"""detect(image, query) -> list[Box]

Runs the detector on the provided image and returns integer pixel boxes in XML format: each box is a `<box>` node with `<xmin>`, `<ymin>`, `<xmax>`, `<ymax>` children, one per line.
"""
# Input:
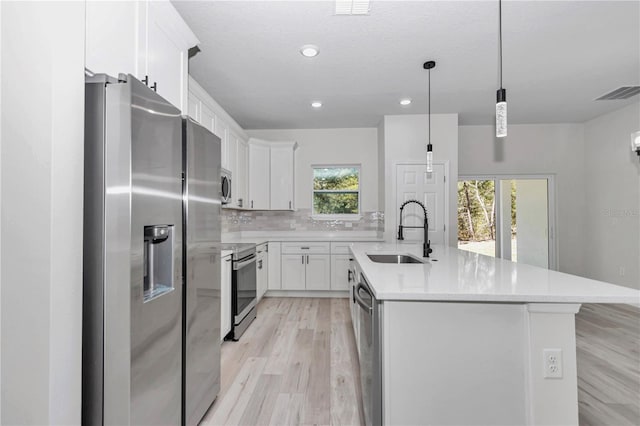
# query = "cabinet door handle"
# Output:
<box><xmin>258</xmin><ymin>260</ymin><xmax>262</xmax><ymax>269</ymax></box>
<box><xmin>251</xmin><ymin>200</ymin><xmax>254</xmax><ymax>208</ymax></box>
<box><xmin>301</xmin><ymin>247</ymin><xmax>309</xmax><ymax>250</ymax></box>
<box><xmin>301</xmin><ymin>255</ymin><xmax>304</xmax><ymax>264</ymax></box>
<box><xmin>289</xmin><ymin>201</ymin><xmax>292</xmax><ymax>209</ymax></box>
<box><xmin>142</xmin><ymin>75</ymin><xmax>149</xmax><ymax>86</ymax></box>
<box><xmin>151</xmin><ymin>82</ymin><xmax>157</xmax><ymax>92</ymax></box>
<box><xmin>306</xmin><ymin>255</ymin><xmax>309</xmax><ymax>264</ymax></box>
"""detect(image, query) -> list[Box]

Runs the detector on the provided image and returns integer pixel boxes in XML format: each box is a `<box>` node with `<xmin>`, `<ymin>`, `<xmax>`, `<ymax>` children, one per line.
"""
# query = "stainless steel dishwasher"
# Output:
<box><xmin>355</xmin><ymin>274</ymin><xmax>383</xmax><ymax>426</ymax></box>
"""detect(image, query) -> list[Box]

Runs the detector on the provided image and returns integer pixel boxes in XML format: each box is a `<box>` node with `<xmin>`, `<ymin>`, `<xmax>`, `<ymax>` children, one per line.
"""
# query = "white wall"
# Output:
<box><xmin>459</xmin><ymin>124</ymin><xmax>585</xmax><ymax>276</ymax></box>
<box><xmin>583</xmin><ymin>103</ymin><xmax>640</xmax><ymax>290</ymax></box>
<box><xmin>246</xmin><ymin>128</ymin><xmax>379</xmax><ymax>212</ymax></box>
<box><xmin>382</xmin><ymin>114</ymin><xmax>459</xmax><ymax>245</ymax></box>
<box><xmin>1</xmin><ymin>2</ymin><xmax>84</xmax><ymax>424</ymax></box>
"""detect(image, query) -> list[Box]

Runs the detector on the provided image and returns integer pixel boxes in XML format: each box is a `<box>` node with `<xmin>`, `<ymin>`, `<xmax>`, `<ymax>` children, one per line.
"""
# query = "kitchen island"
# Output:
<box><xmin>348</xmin><ymin>242</ymin><xmax>640</xmax><ymax>426</ymax></box>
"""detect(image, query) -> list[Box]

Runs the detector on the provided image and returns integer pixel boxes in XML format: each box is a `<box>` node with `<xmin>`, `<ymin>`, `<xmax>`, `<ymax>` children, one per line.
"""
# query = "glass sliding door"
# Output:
<box><xmin>458</xmin><ymin>176</ymin><xmax>555</xmax><ymax>270</ymax></box>
<box><xmin>457</xmin><ymin>179</ymin><xmax>497</xmax><ymax>257</ymax></box>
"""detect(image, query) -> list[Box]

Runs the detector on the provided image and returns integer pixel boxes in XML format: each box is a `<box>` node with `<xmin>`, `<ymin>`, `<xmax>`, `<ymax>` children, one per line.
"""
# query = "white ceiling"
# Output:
<box><xmin>173</xmin><ymin>1</ymin><xmax>640</xmax><ymax>129</ymax></box>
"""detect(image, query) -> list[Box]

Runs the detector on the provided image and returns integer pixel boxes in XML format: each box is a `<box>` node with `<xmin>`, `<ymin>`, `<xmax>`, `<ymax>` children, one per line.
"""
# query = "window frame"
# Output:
<box><xmin>311</xmin><ymin>164</ymin><xmax>362</xmax><ymax>220</ymax></box>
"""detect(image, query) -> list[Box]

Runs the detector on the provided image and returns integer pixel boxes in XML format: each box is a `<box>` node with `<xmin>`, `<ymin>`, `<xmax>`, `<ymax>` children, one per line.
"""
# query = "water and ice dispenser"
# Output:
<box><xmin>143</xmin><ymin>225</ymin><xmax>175</xmax><ymax>302</ymax></box>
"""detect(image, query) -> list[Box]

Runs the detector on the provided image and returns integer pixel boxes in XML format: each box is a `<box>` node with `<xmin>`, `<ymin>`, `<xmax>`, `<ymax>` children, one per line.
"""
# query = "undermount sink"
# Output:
<box><xmin>367</xmin><ymin>254</ymin><xmax>424</xmax><ymax>264</ymax></box>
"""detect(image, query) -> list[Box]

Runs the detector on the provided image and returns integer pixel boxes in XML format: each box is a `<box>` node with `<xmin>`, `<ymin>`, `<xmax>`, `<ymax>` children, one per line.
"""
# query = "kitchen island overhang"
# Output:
<box><xmin>348</xmin><ymin>242</ymin><xmax>640</xmax><ymax>426</ymax></box>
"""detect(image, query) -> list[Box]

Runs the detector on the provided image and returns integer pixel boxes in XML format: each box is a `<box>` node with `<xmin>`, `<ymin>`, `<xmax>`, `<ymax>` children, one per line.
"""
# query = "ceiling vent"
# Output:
<box><xmin>595</xmin><ymin>86</ymin><xmax>640</xmax><ymax>100</ymax></box>
<box><xmin>335</xmin><ymin>0</ymin><xmax>370</xmax><ymax>15</ymax></box>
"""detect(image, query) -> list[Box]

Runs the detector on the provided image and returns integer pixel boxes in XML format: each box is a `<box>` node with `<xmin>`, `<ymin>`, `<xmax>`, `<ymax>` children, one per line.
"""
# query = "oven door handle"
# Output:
<box><xmin>233</xmin><ymin>254</ymin><xmax>257</xmax><ymax>270</ymax></box>
<box><xmin>354</xmin><ymin>282</ymin><xmax>373</xmax><ymax>314</ymax></box>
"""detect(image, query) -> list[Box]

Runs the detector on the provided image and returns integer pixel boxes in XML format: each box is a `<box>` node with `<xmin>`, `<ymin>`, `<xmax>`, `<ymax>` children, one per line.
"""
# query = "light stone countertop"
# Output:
<box><xmin>351</xmin><ymin>242</ymin><xmax>640</xmax><ymax>303</ymax></box>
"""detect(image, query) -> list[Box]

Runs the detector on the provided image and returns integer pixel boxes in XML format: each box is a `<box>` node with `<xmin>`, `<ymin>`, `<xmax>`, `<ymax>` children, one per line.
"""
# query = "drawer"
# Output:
<box><xmin>281</xmin><ymin>241</ymin><xmax>330</xmax><ymax>254</ymax></box>
<box><xmin>330</xmin><ymin>242</ymin><xmax>354</xmax><ymax>255</ymax></box>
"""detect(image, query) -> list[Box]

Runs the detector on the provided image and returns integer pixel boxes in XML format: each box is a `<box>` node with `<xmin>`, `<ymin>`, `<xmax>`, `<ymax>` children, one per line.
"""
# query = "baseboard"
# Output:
<box><xmin>265</xmin><ymin>290</ymin><xmax>349</xmax><ymax>299</ymax></box>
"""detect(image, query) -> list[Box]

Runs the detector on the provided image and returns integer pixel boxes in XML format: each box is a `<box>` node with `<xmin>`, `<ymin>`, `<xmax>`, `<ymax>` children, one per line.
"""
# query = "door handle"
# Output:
<box><xmin>306</xmin><ymin>255</ymin><xmax>309</xmax><ymax>264</ymax></box>
<box><xmin>251</xmin><ymin>200</ymin><xmax>254</xmax><ymax>208</ymax></box>
<box><xmin>289</xmin><ymin>201</ymin><xmax>292</xmax><ymax>209</ymax></box>
<box><xmin>301</xmin><ymin>255</ymin><xmax>304</xmax><ymax>265</ymax></box>
<box><xmin>151</xmin><ymin>82</ymin><xmax>157</xmax><ymax>92</ymax></box>
<box><xmin>354</xmin><ymin>283</ymin><xmax>373</xmax><ymax>314</ymax></box>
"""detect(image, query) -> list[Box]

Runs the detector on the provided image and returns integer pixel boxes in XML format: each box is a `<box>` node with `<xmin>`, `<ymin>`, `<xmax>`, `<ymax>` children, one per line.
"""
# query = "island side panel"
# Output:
<box><xmin>525</xmin><ymin>304</ymin><xmax>580</xmax><ymax>426</ymax></box>
<box><xmin>382</xmin><ymin>301</ymin><xmax>528</xmax><ymax>426</ymax></box>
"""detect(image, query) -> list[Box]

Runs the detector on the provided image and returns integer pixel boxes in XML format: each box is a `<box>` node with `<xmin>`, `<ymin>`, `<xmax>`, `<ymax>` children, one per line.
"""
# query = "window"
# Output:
<box><xmin>312</xmin><ymin>166</ymin><xmax>360</xmax><ymax>217</ymax></box>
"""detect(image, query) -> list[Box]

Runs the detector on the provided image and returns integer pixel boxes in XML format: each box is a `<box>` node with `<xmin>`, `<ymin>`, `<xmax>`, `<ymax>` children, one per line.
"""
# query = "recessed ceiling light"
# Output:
<box><xmin>400</xmin><ymin>98</ymin><xmax>412</xmax><ymax>106</ymax></box>
<box><xmin>300</xmin><ymin>45</ymin><xmax>319</xmax><ymax>58</ymax></box>
<box><xmin>311</xmin><ymin>101</ymin><xmax>322</xmax><ymax>108</ymax></box>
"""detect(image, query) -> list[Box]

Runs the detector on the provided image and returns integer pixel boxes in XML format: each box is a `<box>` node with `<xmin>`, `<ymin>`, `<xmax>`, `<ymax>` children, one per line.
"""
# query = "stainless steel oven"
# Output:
<box><xmin>355</xmin><ymin>274</ymin><xmax>383</xmax><ymax>426</ymax></box>
<box><xmin>227</xmin><ymin>245</ymin><xmax>257</xmax><ymax>340</ymax></box>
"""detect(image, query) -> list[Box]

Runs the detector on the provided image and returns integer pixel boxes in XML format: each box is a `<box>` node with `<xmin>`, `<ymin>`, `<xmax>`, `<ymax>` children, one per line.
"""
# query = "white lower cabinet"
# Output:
<box><xmin>256</xmin><ymin>243</ymin><xmax>268</xmax><ymax>301</ymax></box>
<box><xmin>331</xmin><ymin>254</ymin><xmax>352</xmax><ymax>291</ymax></box>
<box><xmin>280</xmin><ymin>242</ymin><xmax>331</xmax><ymax>290</ymax></box>
<box><xmin>305</xmin><ymin>255</ymin><xmax>331</xmax><ymax>290</ymax></box>
<box><xmin>221</xmin><ymin>254</ymin><xmax>232</xmax><ymax>341</ymax></box>
<box><xmin>281</xmin><ymin>255</ymin><xmax>307</xmax><ymax>290</ymax></box>
<box><xmin>268</xmin><ymin>242</ymin><xmax>282</xmax><ymax>290</ymax></box>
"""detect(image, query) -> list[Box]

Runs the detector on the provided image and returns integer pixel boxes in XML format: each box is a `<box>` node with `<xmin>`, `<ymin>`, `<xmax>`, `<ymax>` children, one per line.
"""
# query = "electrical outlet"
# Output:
<box><xmin>543</xmin><ymin>349</ymin><xmax>563</xmax><ymax>379</ymax></box>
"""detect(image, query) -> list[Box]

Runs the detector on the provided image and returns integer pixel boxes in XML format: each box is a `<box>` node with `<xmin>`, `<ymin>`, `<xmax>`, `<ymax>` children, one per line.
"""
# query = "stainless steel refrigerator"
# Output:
<box><xmin>182</xmin><ymin>118</ymin><xmax>222</xmax><ymax>425</ymax></box>
<box><xmin>83</xmin><ymin>73</ymin><xmax>183</xmax><ymax>425</ymax></box>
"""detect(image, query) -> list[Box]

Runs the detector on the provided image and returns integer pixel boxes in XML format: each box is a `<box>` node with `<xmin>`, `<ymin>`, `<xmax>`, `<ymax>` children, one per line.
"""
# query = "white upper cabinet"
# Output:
<box><xmin>86</xmin><ymin>1</ymin><xmax>139</xmax><ymax>79</ymax></box>
<box><xmin>236</xmin><ymin>138</ymin><xmax>249</xmax><ymax>209</ymax></box>
<box><xmin>200</xmin><ymin>103</ymin><xmax>216</xmax><ymax>134</ymax></box>
<box><xmin>248</xmin><ymin>139</ymin><xmax>271</xmax><ymax>210</ymax></box>
<box><xmin>143</xmin><ymin>1</ymin><xmax>198</xmax><ymax>112</ymax></box>
<box><xmin>270</xmin><ymin>142</ymin><xmax>298</xmax><ymax>211</ymax></box>
<box><xmin>86</xmin><ymin>0</ymin><xmax>198</xmax><ymax>113</ymax></box>
<box><xmin>187</xmin><ymin>91</ymin><xmax>200</xmax><ymax>121</ymax></box>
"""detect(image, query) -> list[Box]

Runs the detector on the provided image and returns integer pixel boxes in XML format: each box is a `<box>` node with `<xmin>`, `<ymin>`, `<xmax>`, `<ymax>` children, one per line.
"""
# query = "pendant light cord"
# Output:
<box><xmin>428</xmin><ymin>68</ymin><xmax>431</xmax><ymax>145</ymax></box>
<box><xmin>499</xmin><ymin>0</ymin><xmax>503</xmax><ymax>89</ymax></box>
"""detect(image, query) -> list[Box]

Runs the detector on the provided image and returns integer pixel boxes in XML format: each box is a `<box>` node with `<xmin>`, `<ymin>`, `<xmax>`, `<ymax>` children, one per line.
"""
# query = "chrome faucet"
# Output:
<box><xmin>397</xmin><ymin>199</ymin><xmax>432</xmax><ymax>257</ymax></box>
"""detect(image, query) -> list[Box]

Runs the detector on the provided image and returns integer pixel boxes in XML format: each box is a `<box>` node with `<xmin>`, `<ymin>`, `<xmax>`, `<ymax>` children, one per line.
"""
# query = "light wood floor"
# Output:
<box><xmin>576</xmin><ymin>304</ymin><xmax>640</xmax><ymax>426</ymax></box>
<box><xmin>202</xmin><ymin>299</ymin><xmax>639</xmax><ymax>426</ymax></box>
<box><xmin>201</xmin><ymin>297</ymin><xmax>364</xmax><ymax>426</ymax></box>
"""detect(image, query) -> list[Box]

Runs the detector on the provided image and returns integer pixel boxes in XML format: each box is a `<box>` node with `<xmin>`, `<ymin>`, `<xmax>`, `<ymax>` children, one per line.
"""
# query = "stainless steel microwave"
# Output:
<box><xmin>221</xmin><ymin>168</ymin><xmax>231</xmax><ymax>204</ymax></box>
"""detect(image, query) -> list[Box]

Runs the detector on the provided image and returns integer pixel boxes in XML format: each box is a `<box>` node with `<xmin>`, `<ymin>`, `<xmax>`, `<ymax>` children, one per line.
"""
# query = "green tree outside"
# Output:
<box><xmin>313</xmin><ymin>167</ymin><xmax>359</xmax><ymax>214</ymax></box>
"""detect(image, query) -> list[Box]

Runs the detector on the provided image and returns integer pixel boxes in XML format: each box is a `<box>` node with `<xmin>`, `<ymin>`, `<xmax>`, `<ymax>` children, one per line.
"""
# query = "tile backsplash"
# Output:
<box><xmin>222</xmin><ymin>208</ymin><xmax>384</xmax><ymax>234</ymax></box>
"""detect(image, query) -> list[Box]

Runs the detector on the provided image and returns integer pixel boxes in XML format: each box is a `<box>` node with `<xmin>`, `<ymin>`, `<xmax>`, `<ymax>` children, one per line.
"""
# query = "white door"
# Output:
<box><xmin>248</xmin><ymin>142</ymin><xmax>270</xmax><ymax>209</ymax></box>
<box><xmin>267</xmin><ymin>242</ymin><xmax>282</xmax><ymax>290</ymax></box>
<box><xmin>281</xmin><ymin>255</ymin><xmax>306</xmax><ymax>290</ymax></box>
<box><xmin>200</xmin><ymin>104</ymin><xmax>215</xmax><ymax>134</ymax></box>
<box><xmin>236</xmin><ymin>139</ymin><xmax>248</xmax><ymax>208</ymax></box>
<box><xmin>270</xmin><ymin>145</ymin><xmax>295</xmax><ymax>210</ymax></box>
<box><xmin>256</xmin><ymin>252</ymin><xmax>268</xmax><ymax>301</ymax></box>
<box><xmin>146</xmin><ymin>4</ymin><xmax>184</xmax><ymax>110</ymax></box>
<box><xmin>187</xmin><ymin>91</ymin><xmax>200</xmax><ymax>122</ymax></box>
<box><xmin>396</xmin><ymin>164</ymin><xmax>446</xmax><ymax>245</ymax></box>
<box><xmin>331</xmin><ymin>254</ymin><xmax>351</xmax><ymax>291</ymax></box>
<box><xmin>305</xmin><ymin>255</ymin><xmax>331</xmax><ymax>290</ymax></box>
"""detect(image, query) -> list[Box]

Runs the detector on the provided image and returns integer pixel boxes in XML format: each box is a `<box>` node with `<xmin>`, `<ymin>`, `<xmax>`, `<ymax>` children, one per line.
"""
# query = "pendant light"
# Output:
<box><xmin>424</xmin><ymin>60</ymin><xmax>436</xmax><ymax>172</ymax></box>
<box><xmin>496</xmin><ymin>0</ymin><xmax>507</xmax><ymax>138</ymax></box>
